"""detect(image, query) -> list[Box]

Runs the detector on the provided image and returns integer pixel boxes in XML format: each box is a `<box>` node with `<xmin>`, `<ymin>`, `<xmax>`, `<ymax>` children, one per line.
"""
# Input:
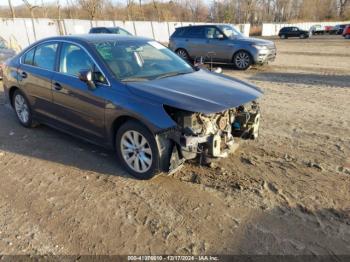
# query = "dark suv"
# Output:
<box><xmin>169</xmin><ymin>24</ymin><xmax>276</xmax><ymax>70</ymax></box>
<box><xmin>278</xmin><ymin>27</ymin><xmax>309</xmax><ymax>39</ymax></box>
<box><xmin>89</xmin><ymin>27</ymin><xmax>132</xmax><ymax>36</ymax></box>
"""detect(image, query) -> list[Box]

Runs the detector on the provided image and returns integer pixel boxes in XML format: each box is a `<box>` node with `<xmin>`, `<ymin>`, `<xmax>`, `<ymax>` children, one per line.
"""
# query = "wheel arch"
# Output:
<box><xmin>8</xmin><ymin>86</ymin><xmax>20</xmax><ymax>108</ymax></box>
<box><xmin>110</xmin><ymin>115</ymin><xmax>156</xmax><ymax>150</ymax></box>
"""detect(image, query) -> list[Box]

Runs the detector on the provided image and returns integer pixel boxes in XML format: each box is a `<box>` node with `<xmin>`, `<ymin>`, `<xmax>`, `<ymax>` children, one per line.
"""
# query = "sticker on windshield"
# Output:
<box><xmin>148</xmin><ymin>41</ymin><xmax>166</xmax><ymax>50</ymax></box>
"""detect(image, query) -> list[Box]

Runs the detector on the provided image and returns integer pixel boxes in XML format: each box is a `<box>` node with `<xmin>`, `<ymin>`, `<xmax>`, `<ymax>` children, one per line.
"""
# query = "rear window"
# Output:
<box><xmin>185</xmin><ymin>27</ymin><xmax>205</xmax><ymax>38</ymax></box>
<box><xmin>171</xmin><ymin>28</ymin><xmax>186</xmax><ymax>38</ymax></box>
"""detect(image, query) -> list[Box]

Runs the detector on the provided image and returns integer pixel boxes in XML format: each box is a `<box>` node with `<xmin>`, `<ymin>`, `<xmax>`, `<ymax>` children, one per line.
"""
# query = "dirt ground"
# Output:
<box><xmin>0</xmin><ymin>35</ymin><xmax>349</xmax><ymax>256</ymax></box>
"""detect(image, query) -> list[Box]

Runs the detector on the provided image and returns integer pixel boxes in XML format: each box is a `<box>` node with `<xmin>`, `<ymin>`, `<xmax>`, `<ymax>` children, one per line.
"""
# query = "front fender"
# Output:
<box><xmin>104</xmin><ymin>89</ymin><xmax>177</xmax><ymax>145</ymax></box>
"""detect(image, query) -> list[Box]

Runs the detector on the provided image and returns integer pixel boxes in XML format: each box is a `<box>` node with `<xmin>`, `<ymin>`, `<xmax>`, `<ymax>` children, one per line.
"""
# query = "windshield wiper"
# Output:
<box><xmin>154</xmin><ymin>71</ymin><xmax>192</xmax><ymax>80</ymax></box>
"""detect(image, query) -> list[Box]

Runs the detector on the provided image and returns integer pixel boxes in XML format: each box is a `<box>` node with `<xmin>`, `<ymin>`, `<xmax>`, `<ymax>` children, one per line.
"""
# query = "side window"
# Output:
<box><xmin>185</xmin><ymin>27</ymin><xmax>205</xmax><ymax>38</ymax></box>
<box><xmin>172</xmin><ymin>28</ymin><xmax>185</xmax><ymax>37</ymax></box>
<box><xmin>59</xmin><ymin>43</ymin><xmax>94</xmax><ymax>77</ymax></box>
<box><xmin>23</xmin><ymin>48</ymin><xmax>35</xmax><ymax>65</ymax></box>
<box><xmin>205</xmin><ymin>27</ymin><xmax>222</xmax><ymax>39</ymax></box>
<box><xmin>32</xmin><ymin>43</ymin><xmax>58</xmax><ymax>70</ymax></box>
<box><xmin>99</xmin><ymin>28</ymin><xmax>109</xmax><ymax>33</ymax></box>
<box><xmin>59</xmin><ymin>43</ymin><xmax>107</xmax><ymax>84</ymax></box>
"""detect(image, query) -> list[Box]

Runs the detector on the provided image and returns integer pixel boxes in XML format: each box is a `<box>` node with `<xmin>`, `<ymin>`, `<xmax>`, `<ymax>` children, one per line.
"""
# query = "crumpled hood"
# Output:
<box><xmin>126</xmin><ymin>70</ymin><xmax>263</xmax><ymax>114</ymax></box>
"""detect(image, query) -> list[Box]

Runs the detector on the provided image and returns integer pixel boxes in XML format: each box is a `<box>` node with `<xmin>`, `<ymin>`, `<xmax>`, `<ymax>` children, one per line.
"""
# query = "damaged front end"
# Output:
<box><xmin>160</xmin><ymin>102</ymin><xmax>261</xmax><ymax>170</ymax></box>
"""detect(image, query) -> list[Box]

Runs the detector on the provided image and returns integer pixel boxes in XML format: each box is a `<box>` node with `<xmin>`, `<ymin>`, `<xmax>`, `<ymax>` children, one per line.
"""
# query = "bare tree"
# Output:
<box><xmin>8</xmin><ymin>0</ymin><xmax>16</xmax><ymax>18</ymax></box>
<box><xmin>126</xmin><ymin>0</ymin><xmax>134</xmax><ymax>20</ymax></box>
<box><xmin>152</xmin><ymin>0</ymin><xmax>161</xmax><ymax>21</ymax></box>
<box><xmin>339</xmin><ymin>0</ymin><xmax>349</xmax><ymax>17</ymax></box>
<box><xmin>41</xmin><ymin>0</ymin><xmax>49</xmax><ymax>18</ymax></box>
<box><xmin>22</xmin><ymin>0</ymin><xmax>39</xmax><ymax>20</ymax></box>
<box><xmin>139</xmin><ymin>0</ymin><xmax>145</xmax><ymax>20</ymax></box>
<box><xmin>77</xmin><ymin>0</ymin><xmax>104</xmax><ymax>20</ymax></box>
<box><xmin>22</xmin><ymin>0</ymin><xmax>39</xmax><ymax>40</ymax></box>
<box><xmin>56</xmin><ymin>0</ymin><xmax>61</xmax><ymax>20</ymax></box>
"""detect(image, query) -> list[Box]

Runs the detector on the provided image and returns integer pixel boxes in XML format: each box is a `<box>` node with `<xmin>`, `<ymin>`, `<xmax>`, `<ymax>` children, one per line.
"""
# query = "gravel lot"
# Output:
<box><xmin>0</xmin><ymin>35</ymin><xmax>349</xmax><ymax>256</ymax></box>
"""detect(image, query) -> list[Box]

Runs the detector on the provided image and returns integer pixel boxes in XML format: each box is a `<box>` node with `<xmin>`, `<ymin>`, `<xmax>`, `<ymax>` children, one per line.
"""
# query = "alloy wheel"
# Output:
<box><xmin>235</xmin><ymin>52</ymin><xmax>251</xmax><ymax>70</ymax></box>
<box><xmin>120</xmin><ymin>130</ymin><xmax>153</xmax><ymax>173</ymax></box>
<box><xmin>14</xmin><ymin>94</ymin><xmax>29</xmax><ymax>124</ymax></box>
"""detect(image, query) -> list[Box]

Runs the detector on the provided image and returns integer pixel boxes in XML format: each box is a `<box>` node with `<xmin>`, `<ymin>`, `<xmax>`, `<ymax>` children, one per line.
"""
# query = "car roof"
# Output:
<box><xmin>37</xmin><ymin>34</ymin><xmax>151</xmax><ymax>44</ymax></box>
<box><xmin>177</xmin><ymin>24</ymin><xmax>224</xmax><ymax>29</ymax></box>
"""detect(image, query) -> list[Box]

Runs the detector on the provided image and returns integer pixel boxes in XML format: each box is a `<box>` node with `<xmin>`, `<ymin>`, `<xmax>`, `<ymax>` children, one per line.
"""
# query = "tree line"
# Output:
<box><xmin>1</xmin><ymin>0</ymin><xmax>349</xmax><ymax>24</ymax></box>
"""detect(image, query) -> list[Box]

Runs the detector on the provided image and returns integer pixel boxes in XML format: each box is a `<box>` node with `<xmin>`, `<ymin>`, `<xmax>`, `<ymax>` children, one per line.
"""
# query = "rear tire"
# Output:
<box><xmin>12</xmin><ymin>90</ymin><xmax>38</xmax><ymax>128</ymax></box>
<box><xmin>115</xmin><ymin>120</ymin><xmax>161</xmax><ymax>180</ymax></box>
<box><xmin>300</xmin><ymin>34</ymin><xmax>306</xmax><ymax>39</ymax></box>
<box><xmin>233</xmin><ymin>51</ymin><xmax>252</xmax><ymax>70</ymax></box>
<box><xmin>280</xmin><ymin>34</ymin><xmax>287</xmax><ymax>39</ymax></box>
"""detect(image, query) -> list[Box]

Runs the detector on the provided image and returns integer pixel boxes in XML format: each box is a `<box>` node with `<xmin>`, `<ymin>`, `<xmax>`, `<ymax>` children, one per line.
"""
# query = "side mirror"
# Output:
<box><xmin>216</xmin><ymin>34</ymin><xmax>225</xmax><ymax>40</ymax></box>
<box><xmin>78</xmin><ymin>70</ymin><xmax>96</xmax><ymax>90</ymax></box>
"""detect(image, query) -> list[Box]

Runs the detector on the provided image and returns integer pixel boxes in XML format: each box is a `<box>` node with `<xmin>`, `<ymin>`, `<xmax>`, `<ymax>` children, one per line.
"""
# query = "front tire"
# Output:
<box><xmin>13</xmin><ymin>90</ymin><xmax>37</xmax><ymax>128</ymax></box>
<box><xmin>280</xmin><ymin>34</ymin><xmax>287</xmax><ymax>39</ymax></box>
<box><xmin>116</xmin><ymin>121</ymin><xmax>161</xmax><ymax>180</ymax></box>
<box><xmin>176</xmin><ymin>48</ymin><xmax>190</xmax><ymax>62</ymax></box>
<box><xmin>233</xmin><ymin>51</ymin><xmax>252</xmax><ymax>70</ymax></box>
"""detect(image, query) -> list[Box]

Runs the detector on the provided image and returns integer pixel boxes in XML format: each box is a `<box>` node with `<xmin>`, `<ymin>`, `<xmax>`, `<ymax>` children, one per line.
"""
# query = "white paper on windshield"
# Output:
<box><xmin>148</xmin><ymin>41</ymin><xmax>166</xmax><ymax>49</ymax></box>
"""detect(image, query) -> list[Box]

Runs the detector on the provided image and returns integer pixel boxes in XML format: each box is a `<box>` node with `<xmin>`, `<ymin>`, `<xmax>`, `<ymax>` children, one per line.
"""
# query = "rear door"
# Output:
<box><xmin>50</xmin><ymin>42</ymin><xmax>107</xmax><ymax>142</ymax></box>
<box><xmin>183</xmin><ymin>27</ymin><xmax>206</xmax><ymax>59</ymax></box>
<box><xmin>18</xmin><ymin>41</ymin><xmax>58</xmax><ymax>119</ymax></box>
<box><xmin>292</xmin><ymin>27</ymin><xmax>300</xmax><ymax>37</ymax></box>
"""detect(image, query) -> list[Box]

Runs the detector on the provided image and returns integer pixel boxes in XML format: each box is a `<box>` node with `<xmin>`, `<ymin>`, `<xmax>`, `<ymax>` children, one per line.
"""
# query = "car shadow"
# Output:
<box><xmin>247</xmin><ymin>72</ymin><xmax>350</xmax><ymax>88</ymax></box>
<box><xmin>0</xmin><ymin>93</ymin><xmax>131</xmax><ymax>179</ymax></box>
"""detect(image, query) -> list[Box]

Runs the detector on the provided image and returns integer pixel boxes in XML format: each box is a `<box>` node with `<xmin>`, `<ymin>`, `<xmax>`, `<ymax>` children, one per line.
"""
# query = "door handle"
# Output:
<box><xmin>53</xmin><ymin>82</ymin><xmax>62</xmax><ymax>91</ymax></box>
<box><xmin>21</xmin><ymin>71</ymin><xmax>27</xmax><ymax>79</ymax></box>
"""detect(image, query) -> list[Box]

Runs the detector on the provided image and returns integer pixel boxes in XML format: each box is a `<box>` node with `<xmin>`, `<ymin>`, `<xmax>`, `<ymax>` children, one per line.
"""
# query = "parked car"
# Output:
<box><xmin>324</xmin><ymin>25</ymin><xmax>337</xmax><ymax>34</ymax></box>
<box><xmin>343</xmin><ymin>25</ymin><xmax>350</xmax><ymax>38</ymax></box>
<box><xmin>89</xmin><ymin>27</ymin><xmax>132</xmax><ymax>36</ymax></box>
<box><xmin>0</xmin><ymin>37</ymin><xmax>16</xmax><ymax>79</ymax></box>
<box><xmin>309</xmin><ymin>24</ymin><xmax>325</xmax><ymax>35</ymax></box>
<box><xmin>334</xmin><ymin>24</ymin><xmax>348</xmax><ymax>35</ymax></box>
<box><xmin>169</xmin><ymin>24</ymin><xmax>276</xmax><ymax>70</ymax></box>
<box><xmin>2</xmin><ymin>35</ymin><xmax>262</xmax><ymax>179</ymax></box>
<box><xmin>278</xmin><ymin>27</ymin><xmax>309</xmax><ymax>39</ymax></box>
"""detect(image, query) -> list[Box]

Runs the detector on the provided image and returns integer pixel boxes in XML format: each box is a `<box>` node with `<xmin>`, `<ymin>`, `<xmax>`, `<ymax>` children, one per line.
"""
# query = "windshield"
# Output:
<box><xmin>217</xmin><ymin>25</ymin><xmax>243</xmax><ymax>38</ymax></box>
<box><xmin>93</xmin><ymin>40</ymin><xmax>194</xmax><ymax>82</ymax></box>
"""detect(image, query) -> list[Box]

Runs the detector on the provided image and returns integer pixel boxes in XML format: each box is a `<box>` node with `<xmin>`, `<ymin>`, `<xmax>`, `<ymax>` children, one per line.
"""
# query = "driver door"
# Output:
<box><xmin>50</xmin><ymin>42</ymin><xmax>107</xmax><ymax>142</ymax></box>
<box><xmin>204</xmin><ymin>26</ymin><xmax>232</xmax><ymax>63</ymax></box>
